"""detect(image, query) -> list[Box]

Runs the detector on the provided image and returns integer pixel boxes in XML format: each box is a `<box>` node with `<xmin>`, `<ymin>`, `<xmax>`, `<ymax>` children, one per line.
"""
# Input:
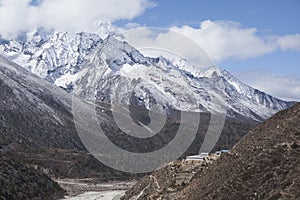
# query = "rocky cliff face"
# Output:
<box><xmin>122</xmin><ymin>103</ymin><xmax>300</xmax><ymax>199</ymax></box>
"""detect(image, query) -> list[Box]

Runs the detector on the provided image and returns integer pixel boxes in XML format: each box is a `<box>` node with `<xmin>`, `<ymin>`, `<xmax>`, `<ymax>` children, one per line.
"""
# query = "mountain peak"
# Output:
<box><xmin>171</xmin><ymin>57</ymin><xmax>221</xmax><ymax>79</ymax></box>
<box><xmin>92</xmin><ymin>17</ymin><xmax>113</xmax><ymax>39</ymax></box>
<box><xmin>201</xmin><ymin>65</ymin><xmax>222</xmax><ymax>78</ymax></box>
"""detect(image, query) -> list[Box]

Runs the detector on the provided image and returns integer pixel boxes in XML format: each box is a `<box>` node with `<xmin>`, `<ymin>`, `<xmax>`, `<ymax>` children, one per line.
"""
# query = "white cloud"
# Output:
<box><xmin>236</xmin><ymin>70</ymin><xmax>300</xmax><ymax>101</ymax></box>
<box><xmin>171</xmin><ymin>20</ymin><xmax>279</xmax><ymax>62</ymax></box>
<box><xmin>124</xmin><ymin>22</ymin><xmax>142</xmax><ymax>29</ymax></box>
<box><xmin>0</xmin><ymin>0</ymin><xmax>155</xmax><ymax>38</ymax></box>
<box><xmin>170</xmin><ymin>20</ymin><xmax>300</xmax><ymax>63</ymax></box>
<box><xmin>121</xmin><ymin>20</ymin><xmax>300</xmax><ymax>64</ymax></box>
<box><xmin>277</xmin><ymin>34</ymin><xmax>300</xmax><ymax>51</ymax></box>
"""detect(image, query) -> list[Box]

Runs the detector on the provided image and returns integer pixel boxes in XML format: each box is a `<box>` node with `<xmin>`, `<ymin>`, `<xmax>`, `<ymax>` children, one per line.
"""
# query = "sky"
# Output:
<box><xmin>0</xmin><ymin>0</ymin><xmax>299</xmax><ymax>101</ymax></box>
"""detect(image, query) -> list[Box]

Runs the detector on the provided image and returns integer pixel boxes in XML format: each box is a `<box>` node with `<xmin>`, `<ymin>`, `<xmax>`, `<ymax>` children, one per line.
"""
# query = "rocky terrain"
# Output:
<box><xmin>122</xmin><ymin>103</ymin><xmax>300</xmax><ymax>199</ymax></box>
<box><xmin>121</xmin><ymin>157</ymin><xmax>219</xmax><ymax>200</ymax></box>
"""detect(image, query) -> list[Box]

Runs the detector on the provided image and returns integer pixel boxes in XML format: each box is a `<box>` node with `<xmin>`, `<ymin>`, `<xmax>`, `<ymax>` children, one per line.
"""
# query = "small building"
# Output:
<box><xmin>186</xmin><ymin>153</ymin><xmax>209</xmax><ymax>161</ymax></box>
<box><xmin>214</xmin><ymin>149</ymin><xmax>229</xmax><ymax>156</ymax></box>
<box><xmin>221</xmin><ymin>149</ymin><xmax>229</xmax><ymax>153</ymax></box>
<box><xmin>186</xmin><ymin>155</ymin><xmax>206</xmax><ymax>161</ymax></box>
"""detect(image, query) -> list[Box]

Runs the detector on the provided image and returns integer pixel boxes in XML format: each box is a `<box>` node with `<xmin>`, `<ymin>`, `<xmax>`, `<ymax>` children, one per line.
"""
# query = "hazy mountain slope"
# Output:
<box><xmin>0</xmin><ymin>55</ymin><xmax>83</xmax><ymax>150</ymax></box>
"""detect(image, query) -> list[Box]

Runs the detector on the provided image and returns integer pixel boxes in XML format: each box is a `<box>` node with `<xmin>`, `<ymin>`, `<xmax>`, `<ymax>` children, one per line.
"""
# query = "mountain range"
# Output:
<box><xmin>0</xmin><ymin>30</ymin><xmax>294</xmax><ymax>121</ymax></box>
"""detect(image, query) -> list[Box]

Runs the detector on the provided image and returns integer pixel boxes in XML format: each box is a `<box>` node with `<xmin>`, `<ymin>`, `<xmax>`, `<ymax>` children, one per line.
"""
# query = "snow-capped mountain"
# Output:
<box><xmin>0</xmin><ymin>30</ymin><xmax>294</xmax><ymax>121</ymax></box>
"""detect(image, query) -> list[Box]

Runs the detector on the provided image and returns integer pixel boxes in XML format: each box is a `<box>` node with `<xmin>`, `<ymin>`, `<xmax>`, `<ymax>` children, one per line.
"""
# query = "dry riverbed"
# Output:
<box><xmin>55</xmin><ymin>178</ymin><xmax>136</xmax><ymax>199</ymax></box>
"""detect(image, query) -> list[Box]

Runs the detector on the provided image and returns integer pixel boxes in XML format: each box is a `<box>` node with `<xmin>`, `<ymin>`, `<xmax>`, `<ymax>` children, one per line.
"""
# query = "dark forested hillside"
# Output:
<box><xmin>0</xmin><ymin>153</ymin><xmax>65</xmax><ymax>199</ymax></box>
